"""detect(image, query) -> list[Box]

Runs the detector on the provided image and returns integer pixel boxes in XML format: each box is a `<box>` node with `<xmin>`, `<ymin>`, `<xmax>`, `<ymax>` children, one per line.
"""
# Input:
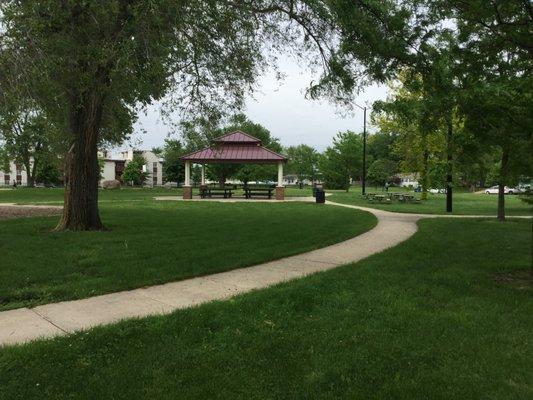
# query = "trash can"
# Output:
<box><xmin>315</xmin><ymin>188</ymin><xmax>326</xmax><ymax>204</ymax></box>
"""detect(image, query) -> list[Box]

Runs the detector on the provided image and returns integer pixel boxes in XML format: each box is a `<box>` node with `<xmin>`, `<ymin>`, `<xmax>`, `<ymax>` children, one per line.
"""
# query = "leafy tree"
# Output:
<box><xmin>285</xmin><ymin>144</ymin><xmax>319</xmax><ymax>184</ymax></box>
<box><xmin>161</xmin><ymin>139</ymin><xmax>186</xmax><ymax>184</ymax></box>
<box><xmin>449</xmin><ymin>0</ymin><xmax>533</xmax><ymax>220</ymax></box>
<box><xmin>36</xmin><ymin>159</ymin><xmax>62</xmax><ymax>186</ymax></box>
<box><xmin>122</xmin><ymin>154</ymin><xmax>148</xmax><ymax>186</ymax></box>
<box><xmin>367</xmin><ymin>131</ymin><xmax>400</xmax><ymax>167</ymax></box>
<box><xmin>325</xmin><ymin>0</ymin><xmax>531</xmax><ymax>219</ymax></box>
<box><xmin>0</xmin><ymin>103</ymin><xmax>63</xmax><ymax>187</ymax></box>
<box><xmin>373</xmin><ymin>73</ymin><xmax>446</xmax><ymax>200</ymax></box>
<box><xmin>319</xmin><ymin>131</ymin><xmax>363</xmax><ymax>191</ymax></box>
<box><xmin>461</xmin><ymin>81</ymin><xmax>532</xmax><ymax>220</ymax></box>
<box><xmin>0</xmin><ymin>0</ymin><xmax>339</xmax><ymax>230</ymax></box>
<box><xmin>0</xmin><ymin>145</ymin><xmax>10</xmax><ymax>172</ymax></box>
<box><xmin>443</xmin><ymin>0</ymin><xmax>532</xmax><ymax>55</ymax></box>
<box><xmin>367</xmin><ymin>159</ymin><xmax>397</xmax><ymax>187</ymax></box>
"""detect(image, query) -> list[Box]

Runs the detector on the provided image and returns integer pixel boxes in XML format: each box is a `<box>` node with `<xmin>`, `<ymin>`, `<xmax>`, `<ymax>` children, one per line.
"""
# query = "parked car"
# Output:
<box><xmin>484</xmin><ymin>186</ymin><xmax>516</xmax><ymax>194</ymax></box>
<box><xmin>429</xmin><ymin>188</ymin><xmax>446</xmax><ymax>194</ymax></box>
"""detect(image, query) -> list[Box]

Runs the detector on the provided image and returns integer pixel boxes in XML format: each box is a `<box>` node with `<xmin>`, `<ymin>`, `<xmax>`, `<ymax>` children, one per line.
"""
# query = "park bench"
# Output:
<box><xmin>243</xmin><ymin>186</ymin><xmax>275</xmax><ymax>199</ymax></box>
<box><xmin>199</xmin><ymin>187</ymin><xmax>233</xmax><ymax>198</ymax></box>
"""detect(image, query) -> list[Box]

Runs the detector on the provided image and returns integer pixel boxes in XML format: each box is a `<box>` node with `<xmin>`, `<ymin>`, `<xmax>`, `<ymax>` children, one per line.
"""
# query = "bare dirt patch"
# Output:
<box><xmin>495</xmin><ymin>269</ymin><xmax>533</xmax><ymax>290</ymax></box>
<box><xmin>0</xmin><ymin>205</ymin><xmax>62</xmax><ymax>220</ymax></box>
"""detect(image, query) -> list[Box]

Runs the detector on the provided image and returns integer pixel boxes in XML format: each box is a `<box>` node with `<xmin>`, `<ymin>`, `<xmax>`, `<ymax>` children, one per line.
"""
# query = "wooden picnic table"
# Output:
<box><xmin>398</xmin><ymin>194</ymin><xmax>419</xmax><ymax>203</ymax></box>
<box><xmin>389</xmin><ymin>192</ymin><xmax>403</xmax><ymax>200</ymax></box>
<box><xmin>199</xmin><ymin>187</ymin><xmax>233</xmax><ymax>198</ymax></box>
<box><xmin>371</xmin><ymin>194</ymin><xmax>390</xmax><ymax>203</ymax></box>
<box><xmin>243</xmin><ymin>186</ymin><xmax>274</xmax><ymax>199</ymax></box>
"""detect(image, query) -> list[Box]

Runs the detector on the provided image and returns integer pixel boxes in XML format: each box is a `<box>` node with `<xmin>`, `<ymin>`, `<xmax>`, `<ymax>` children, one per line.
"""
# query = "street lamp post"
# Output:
<box><xmin>355</xmin><ymin>103</ymin><xmax>368</xmax><ymax>196</ymax></box>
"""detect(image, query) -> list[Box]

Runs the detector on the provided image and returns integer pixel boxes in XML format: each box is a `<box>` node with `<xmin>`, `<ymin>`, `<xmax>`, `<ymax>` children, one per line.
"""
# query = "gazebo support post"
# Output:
<box><xmin>201</xmin><ymin>164</ymin><xmax>206</xmax><ymax>186</ymax></box>
<box><xmin>183</xmin><ymin>161</ymin><xmax>192</xmax><ymax>199</ymax></box>
<box><xmin>276</xmin><ymin>161</ymin><xmax>285</xmax><ymax>200</ymax></box>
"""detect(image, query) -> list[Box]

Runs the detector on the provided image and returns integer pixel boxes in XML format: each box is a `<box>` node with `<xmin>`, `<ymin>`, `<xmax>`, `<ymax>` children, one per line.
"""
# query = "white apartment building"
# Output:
<box><xmin>0</xmin><ymin>161</ymin><xmax>29</xmax><ymax>187</ymax></box>
<box><xmin>100</xmin><ymin>149</ymin><xmax>164</xmax><ymax>187</ymax></box>
<box><xmin>1</xmin><ymin>150</ymin><xmax>164</xmax><ymax>187</ymax></box>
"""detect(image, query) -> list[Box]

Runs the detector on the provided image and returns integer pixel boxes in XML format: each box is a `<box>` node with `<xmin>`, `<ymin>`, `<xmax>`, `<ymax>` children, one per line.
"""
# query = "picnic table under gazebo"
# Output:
<box><xmin>180</xmin><ymin>131</ymin><xmax>287</xmax><ymax>200</ymax></box>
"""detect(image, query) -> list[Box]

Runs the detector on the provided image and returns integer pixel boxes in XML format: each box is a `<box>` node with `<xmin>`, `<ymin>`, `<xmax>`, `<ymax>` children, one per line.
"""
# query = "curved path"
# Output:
<box><xmin>0</xmin><ymin>200</ymin><xmax>529</xmax><ymax>346</ymax></box>
<box><xmin>0</xmin><ymin>201</ymin><xmax>420</xmax><ymax>346</ymax></box>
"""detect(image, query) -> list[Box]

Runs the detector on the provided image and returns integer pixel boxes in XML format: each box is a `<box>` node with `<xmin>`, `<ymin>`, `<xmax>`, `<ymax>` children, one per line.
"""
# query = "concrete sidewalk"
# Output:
<box><xmin>0</xmin><ymin>202</ymin><xmax>423</xmax><ymax>346</ymax></box>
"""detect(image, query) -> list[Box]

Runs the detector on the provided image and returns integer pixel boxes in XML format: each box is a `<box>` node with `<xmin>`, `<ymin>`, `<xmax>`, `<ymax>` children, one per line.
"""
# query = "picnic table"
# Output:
<box><xmin>370</xmin><ymin>194</ymin><xmax>390</xmax><ymax>203</ymax></box>
<box><xmin>199</xmin><ymin>186</ymin><xmax>233</xmax><ymax>198</ymax></box>
<box><xmin>365</xmin><ymin>192</ymin><xmax>420</xmax><ymax>204</ymax></box>
<box><xmin>243</xmin><ymin>185</ymin><xmax>274</xmax><ymax>199</ymax></box>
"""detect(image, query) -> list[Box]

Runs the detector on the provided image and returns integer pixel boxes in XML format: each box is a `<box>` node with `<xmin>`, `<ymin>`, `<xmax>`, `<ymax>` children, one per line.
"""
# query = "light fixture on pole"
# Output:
<box><xmin>355</xmin><ymin>103</ymin><xmax>368</xmax><ymax>196</ymax></box>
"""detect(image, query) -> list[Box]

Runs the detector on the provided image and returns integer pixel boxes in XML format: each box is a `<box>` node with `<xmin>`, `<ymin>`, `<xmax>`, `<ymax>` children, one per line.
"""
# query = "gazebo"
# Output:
<box><xmin>180</xmin><ymin>131</ymin><xmax>288</xmax><ymax>200</ymax></box>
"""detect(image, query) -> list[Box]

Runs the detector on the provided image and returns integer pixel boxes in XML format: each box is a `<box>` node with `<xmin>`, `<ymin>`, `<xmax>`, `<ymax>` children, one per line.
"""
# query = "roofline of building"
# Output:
<box><xmin>213</xmin><ymin>130</ymin><xmax>262</xmax><ymax>143</ymax></box>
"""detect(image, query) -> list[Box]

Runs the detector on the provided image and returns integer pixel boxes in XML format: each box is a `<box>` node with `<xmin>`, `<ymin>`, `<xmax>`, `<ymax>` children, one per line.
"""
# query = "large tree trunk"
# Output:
<box><xmin>497</xmin><ymin>147</ymin><xmax>510</xmax><ymax>222</ymax></box>
<box><xmin>446</xmin><ymin>116</ymin><xmax>453</xmax><ymax>213</ymax></box>
<box><xmin>23</xmin><ymin>158</ymin><xmax>35</xmax><ymax>188</ymax></box>
<box><xmin>55</xmin><ymin>93</ymin><xmax>104</xmax><ymax>231</ymax></box>
<box><xmin>27</xmin><ymin>174</ymin><xmax>35</xmax><ymax>188</ymax></box>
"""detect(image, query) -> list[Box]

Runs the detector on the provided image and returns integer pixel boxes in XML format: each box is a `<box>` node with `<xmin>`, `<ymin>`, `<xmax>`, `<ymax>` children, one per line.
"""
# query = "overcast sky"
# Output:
<box><xmin>129</xmin><ymin>55</ymin><xmax>389</xmax><ymax>153</ymax></box>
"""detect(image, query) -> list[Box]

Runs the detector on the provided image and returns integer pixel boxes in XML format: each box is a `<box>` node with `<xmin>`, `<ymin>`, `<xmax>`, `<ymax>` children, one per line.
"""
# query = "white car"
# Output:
<box><xmin>485</xmin><ymin>186</ymin><xmax>515</xmax><ymax>195</ymax></box>
<box><xmin>429</xmin><ymin>188</ymin><xmax>446</xmax><ymax>194</ymax></box>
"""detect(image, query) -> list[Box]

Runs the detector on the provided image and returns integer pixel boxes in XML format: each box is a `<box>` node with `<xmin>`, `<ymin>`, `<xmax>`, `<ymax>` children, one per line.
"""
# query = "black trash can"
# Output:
<box><xmin>315</xmin><ymin>188</ymin><xmax>326</xmax><ymax>203</ymax></box>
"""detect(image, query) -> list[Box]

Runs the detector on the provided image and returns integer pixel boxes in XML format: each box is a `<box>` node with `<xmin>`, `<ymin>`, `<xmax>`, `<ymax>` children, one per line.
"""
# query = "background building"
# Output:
<box><xmin>100</xmin><ymin>150</ymin><xmax>164</xmax><ymax>187</ymax></box>
<box><xmin>0</xmin><ymin>161</ymin><xmax>29</xmax><ymax>187</ymax></box>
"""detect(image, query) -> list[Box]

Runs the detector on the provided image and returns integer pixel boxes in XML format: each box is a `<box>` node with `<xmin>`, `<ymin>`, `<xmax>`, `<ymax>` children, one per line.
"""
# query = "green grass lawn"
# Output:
<box><xmin>0</xmin><ymin>218</ymin><xmax>530</xmax><ymax>399</ymax></box>
<box><xmin>0</xmin><ymin>186</ymin><xmax>313</xmax><ymax>204</ymax></box>
<box><xmin>329</xmin><ymin>189</ymin><xmax>533</xmax><ymax>216</ymax></box>
<box><xmin>0</xmin><ymin>201</ymin><xmax>375</xmax><ymax>310</ymax></box>
<box><xmin>0</xmin><ymin>187</ymin><xmax>184</xmax><ymax>204</ymax></box>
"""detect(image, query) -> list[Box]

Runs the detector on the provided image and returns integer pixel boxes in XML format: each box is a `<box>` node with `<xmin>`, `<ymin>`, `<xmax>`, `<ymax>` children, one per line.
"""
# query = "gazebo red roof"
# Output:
<box><xmin>181</xmin><ymin>131</ymin><xmax>286</xmax><ymax>164</ymax></box>
<box><xmin>213</xmin><ymin>131</ymin><xmax>261</xmax><ymax>144</ymax></box>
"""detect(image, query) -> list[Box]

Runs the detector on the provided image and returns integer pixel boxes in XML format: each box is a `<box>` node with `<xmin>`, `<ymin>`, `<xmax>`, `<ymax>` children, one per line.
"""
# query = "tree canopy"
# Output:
<box><xmin>319</xmin><ymin>131</ymin><xmax>363</xmax><ymax>191</ymax></box>
<box><xmin>285</xmin><ymin>144</ymin><xmax>320</xmax><ymax>184</ymax></box>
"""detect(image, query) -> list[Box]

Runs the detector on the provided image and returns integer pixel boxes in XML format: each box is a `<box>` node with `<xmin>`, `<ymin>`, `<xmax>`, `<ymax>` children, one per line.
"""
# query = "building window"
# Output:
<box><xmin>4</xmin><ymin>174</ymin><xmax>10</xmax><ymax>185</ymax></box>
